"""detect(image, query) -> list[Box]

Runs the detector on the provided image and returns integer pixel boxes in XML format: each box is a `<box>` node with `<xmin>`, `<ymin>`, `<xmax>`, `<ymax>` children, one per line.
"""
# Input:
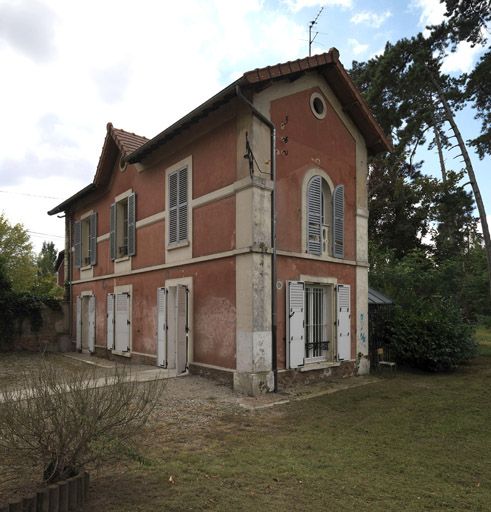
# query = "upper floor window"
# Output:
<box><xmin>168</xmin><ymin>166</ymin><xmax>188</xmax><ymax>246</ymax></box>
<box><xmin>306</xmin><ymin>175</ymin><xmax>344</xmax><ymax>258</ymax></box>
<box><xmin>74</xmin><ymin>212</ymin><xmax>97</xmax><ymax>268</ymax></box>
<box><xmin>110</xmin><ymin>192</ymin><xmax>136</xmax><ymax>260</ymax></box>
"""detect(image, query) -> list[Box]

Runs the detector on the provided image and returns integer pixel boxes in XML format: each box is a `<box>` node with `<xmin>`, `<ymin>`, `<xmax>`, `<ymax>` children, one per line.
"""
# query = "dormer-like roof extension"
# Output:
<box><xmin>48</xmin><ymin>124</ymin><xmax>147</xmax><ymax>215</ymax></box>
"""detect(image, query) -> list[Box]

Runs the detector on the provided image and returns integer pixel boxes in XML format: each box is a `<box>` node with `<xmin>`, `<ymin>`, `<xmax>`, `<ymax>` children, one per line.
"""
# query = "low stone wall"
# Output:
<box><xmin>0</xmin><ymin>472</ymin><xmax>89</xmax><ymax>512</ymax></box>
<box><xmin>12</xmin><ymin>302</ymin><xmax>70</xmax><ymax>353</ymax></box>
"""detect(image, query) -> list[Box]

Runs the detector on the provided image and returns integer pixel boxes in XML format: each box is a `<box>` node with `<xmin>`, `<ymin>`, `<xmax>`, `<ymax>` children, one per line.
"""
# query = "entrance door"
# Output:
<box><xmin>163</xmin><ymin>285</ymin><xmax>189</xmax><ymax>373</ymax></box>
<box><xmin>77</xmin><ymin>295</ymin><xmax>95</xmax><ymax>352</ymax></box>
<box><xmin>115</xmin><ymin>292</ymin><xmax>130</xmax><ymax>352</ymax></box>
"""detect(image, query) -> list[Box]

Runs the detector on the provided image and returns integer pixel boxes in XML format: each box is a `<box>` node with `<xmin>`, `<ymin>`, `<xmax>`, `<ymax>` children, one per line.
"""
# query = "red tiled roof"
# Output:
<box><xmin>109</xmin><ymin>123</ymin><xmax>148</xmax><ymax>157</ymax></box>
<box><xmin>49</xmin><ymin>49</ymin><xmax>391</xmax><ymax>216</ymax></box>
<box><xmin>48</xmin><ymin>123</ymin><xmax>148</xmax><ymax>215</ymax></box>
<box><xmin>129</xmin><ymin>49</ymin><xmax>391</xmax><ymax>162</ymax></box>
<box><xmin>243</xmin><ymin>51</ymin><xmax>337</xmax><ymax>84</ymax></box>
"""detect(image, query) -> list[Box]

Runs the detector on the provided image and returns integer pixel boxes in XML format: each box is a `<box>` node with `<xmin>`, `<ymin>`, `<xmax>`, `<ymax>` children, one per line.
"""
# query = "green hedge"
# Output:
<box><xmin>389</xmin><ymin>298</ymin><xmax>477</xmax><ymax>371</ymax></box>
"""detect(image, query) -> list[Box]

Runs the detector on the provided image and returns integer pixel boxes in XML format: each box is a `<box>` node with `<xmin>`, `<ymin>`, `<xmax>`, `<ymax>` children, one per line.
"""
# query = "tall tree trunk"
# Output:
<box><xmin>433</xmin><ymin>125</ymin><xmax>447</xmax><ymax>182</ymax></box>
<box><xmin>430</xmin><ymin>74</ymin><xmax>491</xmax><ymax>299</ymax></box>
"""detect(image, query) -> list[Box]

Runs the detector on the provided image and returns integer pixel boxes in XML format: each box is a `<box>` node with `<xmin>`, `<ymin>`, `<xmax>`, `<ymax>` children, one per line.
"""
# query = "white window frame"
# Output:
<box><xmin>110</xmin><ymin>189</ymin><xmax>136</xmax><ymax>262</ymax></box>
<box><xmin>287</xmin><ymin>276</ymin><xmax>341</xmax><ymax>369</ymax></box>
<box><xmin>165</xmin><ymin>156</ymin><xmax>193</xmax><ymax>263</ymax></box>
<box><xmin>302</xmin><ymin>169</ymin><xmax>335</xmax><ymax>258</ymax></box>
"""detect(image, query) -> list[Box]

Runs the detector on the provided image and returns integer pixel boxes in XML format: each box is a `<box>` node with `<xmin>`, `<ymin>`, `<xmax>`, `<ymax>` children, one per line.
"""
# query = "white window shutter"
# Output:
<box><xmin>287</xmin><ymin>281</ymin><xmax>305</xmax><ymax>368</ymax></box>
<box><xmin>76</xmin><ymin>296</ymin><xmax>82</xmax><ymax>350</ymax></box>
<box><xmin>176</xmin><ymin>285</ymin><xmax>188</xmax><ymax>373</ymax></box>
<box><xmin>74</xmin><ymin>220</ymin><xmax>82</xmax><ymax>268</ymax></box>
<box><xmin>333</xmin><ymin>185</ymin><xmax>344</xmax><ymax>258</ymax></box>
<box><xmin>110</xmin><ymin>203</ymin><xmax>116</xmax><ymax>260</ymax></box>
<box><xmin>127</xmin><ymin>193</ymin><xmax>136</xmax><ymax>256</ymax></box>
<box><xmin>307</xmin><ymin>176</ymin><xmax>322</xmax><ymax>256</ymax></box>
<box><xmin>157</xmin><ymin>287</ymin><xmax>167</xmax><ymax>367</ymax></box>
<box><xmin>89</xmin><ymin>213</ymin><xmax>97</xmax><ymax>266</ymax></box>
<box><xmin>115</xmin><ymin>293</ymin><xmax>130</xmax><ymax>352</ymax></box>
<box><xmin>337</xmin><ymin>284</ymin><xmax>351</xmax><ymax>360</ymax></box>
<box><xmin>168</xmin><ymin>172</ymin><xmax>178</xmax><ymax>244</ymax></box>
<box><xmin>107</xmin><ymin>293</ymin><xmax>115</xmax><ymax>349</ymax></box>
<box><xmin>88</xmin><ymin>295</ymin><xmax>96</xmax><ymax>353</ymax></box>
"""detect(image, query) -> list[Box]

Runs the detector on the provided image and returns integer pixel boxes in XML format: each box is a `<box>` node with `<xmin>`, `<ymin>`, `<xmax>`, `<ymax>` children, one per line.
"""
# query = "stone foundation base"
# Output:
<box><xmin>188</xmin><ymin>363</ymin><xmax>234</xmax><ymax>387</ymax></box>
<box><xmin>233</xmin><ymin>370</ymin><xmax>274</xmax><ymax>396</ymax></box>
<box><xmin>278</xmin><ymin>360</ymin><xmax>356</xmax><ymax>389</ymax></box>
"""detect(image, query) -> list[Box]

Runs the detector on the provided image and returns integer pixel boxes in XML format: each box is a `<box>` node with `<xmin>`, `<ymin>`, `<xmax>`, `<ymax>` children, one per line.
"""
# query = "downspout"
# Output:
<box><xmin>235</xmin><ymin>85</ymin><xmax>278</xmax><ymax>393</ymax></box>
<box><xmin>67</xmin><ymin>212</ymin><xmax>73</xmax><ymax>338</ymax></box>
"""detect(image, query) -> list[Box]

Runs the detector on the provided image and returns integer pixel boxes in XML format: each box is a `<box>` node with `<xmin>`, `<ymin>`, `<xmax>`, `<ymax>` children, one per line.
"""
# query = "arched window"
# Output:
<box><xmin>306</xmin><ymin>175</ymin><xmax>344</xmax><ymax>258</ymax></box>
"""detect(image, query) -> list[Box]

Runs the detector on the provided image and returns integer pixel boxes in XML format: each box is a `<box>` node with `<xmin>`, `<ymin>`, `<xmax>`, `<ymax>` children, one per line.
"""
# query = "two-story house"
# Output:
<box><xmin>48</xmin><ymin>50</ymin><xmax>390</xmax><ymax>395</ymax></box>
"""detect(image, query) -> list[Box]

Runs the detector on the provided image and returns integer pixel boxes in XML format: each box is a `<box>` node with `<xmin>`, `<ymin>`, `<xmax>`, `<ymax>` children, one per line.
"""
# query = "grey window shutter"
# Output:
<box><xmin>74</xmin><ymin>220</ymin><xmax>81</xmax><ymax>268</ymax></box>
<box><xmin>178</xmin><ymin>168</ymin><xmax>188</xmax><ymax>243</ymax></box>
<box><xmin>127</xmin><ymin>193</ymin><xmax>136</xmax><ymax>256</ymax></box>
<box><xmin>168</xmin><ymin>171</ymin><xmax>178</xmax><ymax>244</ymax></box>
<box><xmin>307</xmin><ymin>176</ymin><xmax>322</xmax><ymax>256</ymax></box>
<box><xmin>333</xmin><ymin>184</ymin><xmax>344</xmax><ymax>258</ymax></box>
<box><xmin>89</xmin><ymin>212</ymin><xmax>97</xmax><ymax>266</ymax></box>
<box><xmin>110</xmin><ymin>203</ymin><xmax>116</xmax><ymax>260</ymax></box>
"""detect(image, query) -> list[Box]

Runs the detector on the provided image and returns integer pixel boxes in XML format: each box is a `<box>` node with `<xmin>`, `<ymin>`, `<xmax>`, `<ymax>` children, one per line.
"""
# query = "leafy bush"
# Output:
<box><xmin>0</xmin><ymin>363</ymin><xmax>165</xmax><ymax>484</ymax></box>
<box><xmin>389</xmin><ymin>298</ymin><xmax>477</xmax><ymax>371</ymax></box>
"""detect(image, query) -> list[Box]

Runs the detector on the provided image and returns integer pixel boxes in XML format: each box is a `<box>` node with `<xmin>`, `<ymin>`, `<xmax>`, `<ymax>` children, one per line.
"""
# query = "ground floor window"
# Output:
<box><xmin>287</xmin><ymin>280</ymin><xmax>349</xmax><ymax>368</ymax></box>
<box><xmin>305</xmin><ymin>285</ymin><xmax>331</xmax><ymax>361</ymax></box>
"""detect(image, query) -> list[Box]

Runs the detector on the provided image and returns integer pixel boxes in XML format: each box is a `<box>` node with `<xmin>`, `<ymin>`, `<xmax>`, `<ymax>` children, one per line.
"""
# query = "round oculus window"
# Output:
<box><xmin>119</xmin><ymin>156</ymin><xmax>127</xmax><ymax>171</ymax></box>
<box><xmin>310</xmin><ymin>92</ymin><xmax>327</xmax><ymax>119</ymax></box>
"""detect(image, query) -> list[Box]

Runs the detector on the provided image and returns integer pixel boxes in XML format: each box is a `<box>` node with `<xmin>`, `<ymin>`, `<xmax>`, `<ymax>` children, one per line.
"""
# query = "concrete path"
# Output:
<box><xmin>1</xmin><ymin>351</ymin><xmax>382</xmax><ymax>409</ymax></box>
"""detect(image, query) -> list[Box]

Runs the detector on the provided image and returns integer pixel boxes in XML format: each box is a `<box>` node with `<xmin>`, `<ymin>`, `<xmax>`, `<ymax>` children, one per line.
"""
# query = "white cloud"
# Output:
<box><xmin>441</xmin><ymin>41</ymin><xmax>484</xmax><ymax>73</ymax></box>
<box><xmin>0</xmin><ymin>0</ymin><xmax>309</xmax><ymax>251</ymax></box>
<box><xmin>412</xmin><ymin>0</ymin><xmax>446</xmax><ymax>35</ymax></box>
<box><xmin>284</xmin><ymin>0</ymin><xmax>352</xmax><ymax>13</ymax></box>
<box><xmin>0</xmin><ymin>0</ymin><xmax>57</xmax><ymax>62</ymax></box>
<box><xmin>350</xmin><ymin>10</ymin><xmax>392</xmax><ymax>28</ymax></box>
<box><xmin>348</xmin><ymin>38</ymin><xmax>369</xmax><ymax>56</ymax></box>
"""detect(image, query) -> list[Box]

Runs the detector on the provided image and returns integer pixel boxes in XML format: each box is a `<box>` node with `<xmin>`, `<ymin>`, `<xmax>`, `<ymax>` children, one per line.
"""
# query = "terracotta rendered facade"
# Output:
<box><xmin>49</xmin><ymin>50</ymin><xmax>390</xmax><ymax>395</ymax></box>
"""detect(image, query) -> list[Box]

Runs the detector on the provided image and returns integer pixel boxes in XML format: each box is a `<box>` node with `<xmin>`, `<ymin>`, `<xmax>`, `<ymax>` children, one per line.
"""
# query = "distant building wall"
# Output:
<box><xmin>12</xmin><ymin>302</ymin><xmax>70</xmax><ymax>352</ymax></box>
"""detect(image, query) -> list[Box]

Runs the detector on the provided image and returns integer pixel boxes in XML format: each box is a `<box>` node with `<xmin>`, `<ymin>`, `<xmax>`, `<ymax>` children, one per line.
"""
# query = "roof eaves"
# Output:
<box><xmin>127</xmin><ymin>79</ymin><xmax>242</xmax><ymax>164</ymax></box>
<box><xmin>47</xmin><ymin>183</ymin><xmax>96</xmax><ymax>216</ymax></box>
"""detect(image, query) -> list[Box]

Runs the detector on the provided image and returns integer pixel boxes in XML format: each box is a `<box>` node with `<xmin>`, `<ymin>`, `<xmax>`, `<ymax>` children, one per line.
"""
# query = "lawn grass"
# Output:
<box><xmin>476</xmin><ymin>325</ymin><xmax>491</xmax><ymax>356</ymax></box>
<box><xmin>88</xmin><ymin>347</ymin><xmax>491</xmax><ymax>511</ymax></box>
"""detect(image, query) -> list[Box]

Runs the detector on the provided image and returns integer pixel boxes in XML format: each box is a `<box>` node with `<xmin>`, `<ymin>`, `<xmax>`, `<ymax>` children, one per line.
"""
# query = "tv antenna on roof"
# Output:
<box><xmin>309</xmin><ymin>6</ymin><xmax>324</xmax><ymax>56</ymax></box>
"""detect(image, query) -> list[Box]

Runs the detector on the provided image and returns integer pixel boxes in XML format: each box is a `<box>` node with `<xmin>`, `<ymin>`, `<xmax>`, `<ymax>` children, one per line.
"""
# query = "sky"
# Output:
<box><xmin>0</xmin><ymin>0</ymin><xmax>489</xmax><ymax>253</ymax></box>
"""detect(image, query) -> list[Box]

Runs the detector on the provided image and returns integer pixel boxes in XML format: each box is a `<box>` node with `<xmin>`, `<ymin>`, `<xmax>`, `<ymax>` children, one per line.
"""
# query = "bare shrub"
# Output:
<box><xmin>0</xmin><ymin>362</ymin><xmax>164</xmax><ymax>487</ymax></box>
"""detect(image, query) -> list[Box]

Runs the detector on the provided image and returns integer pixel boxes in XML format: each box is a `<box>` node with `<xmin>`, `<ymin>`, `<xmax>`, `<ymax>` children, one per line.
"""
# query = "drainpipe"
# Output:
<box><xmin>67</xmin><ymin>212</ymin><xmax>73</xmax><ymax>337</ymax></box>
<box><xmin>235</xmin><ymin>85</ymin><xmax>278</xmax><ymax>393</ymax></box>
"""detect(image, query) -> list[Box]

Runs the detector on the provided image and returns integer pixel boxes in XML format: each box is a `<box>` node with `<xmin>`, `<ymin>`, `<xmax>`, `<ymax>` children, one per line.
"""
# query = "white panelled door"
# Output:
<box><xmin>88</xmin><ymin>295</ymin><xmax>96</xmax><ymax>353</ymax></box>
<box><xmin>115</xmin><ymin>292</ymin><xmax>130</xmax><ymax>352</ymax></box>
<box><xmin>107</xmin><ymin>293</ymin><xmax>115</xmax><ymax>349</ymax></box>
<box><xmin>76</xmin><ymin>296</ymin><xmax>82</xmax><ymax>351</ymax></box>
<box><xmin>176</xmin><ymin>285</ymin><xmax>188</xmax><ymax>374</ymax></box>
